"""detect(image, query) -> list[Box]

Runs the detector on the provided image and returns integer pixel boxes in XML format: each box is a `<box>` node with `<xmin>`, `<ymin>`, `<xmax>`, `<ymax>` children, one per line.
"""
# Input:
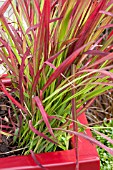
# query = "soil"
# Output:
<box><xmin>0</xmin><ymin>93</ymin><xmax>20</xmax><ymax>158</ymax></box>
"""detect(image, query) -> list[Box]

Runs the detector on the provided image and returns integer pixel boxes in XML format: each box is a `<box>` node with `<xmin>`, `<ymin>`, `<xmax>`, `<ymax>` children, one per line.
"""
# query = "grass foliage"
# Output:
<box><xmin>0</xmin><ymin>0</ymin><xmax>113</xmax><ymax>156</ymax></box>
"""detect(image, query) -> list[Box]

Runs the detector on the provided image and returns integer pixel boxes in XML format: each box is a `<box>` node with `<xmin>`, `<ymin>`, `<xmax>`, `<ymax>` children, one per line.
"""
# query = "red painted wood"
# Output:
<box><xmin>0</xmin><ymin>78</ymin><xmax>100</xmax><ymax>170</ymax></box>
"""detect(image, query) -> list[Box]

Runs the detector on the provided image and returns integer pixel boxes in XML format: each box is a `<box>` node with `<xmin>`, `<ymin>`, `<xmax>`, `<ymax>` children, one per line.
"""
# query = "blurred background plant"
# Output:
<box><xmin>93</xmin><ymin>119</ymin><xmax>113</xmax><ymax>170</ymax></box>
<box><xmin>0</xmin><ymin>0</ymin><xmax>113</xmax><ymax>158</ymax></box>
<box><xmin>87</xmin><ymin>92</ymin><xmax>113</xmax><ymax>123</ymax></box>
<box><xmin>86</xmin><ymin>90</ymin><xmax>113</xmax><ymax>170</ymax></box>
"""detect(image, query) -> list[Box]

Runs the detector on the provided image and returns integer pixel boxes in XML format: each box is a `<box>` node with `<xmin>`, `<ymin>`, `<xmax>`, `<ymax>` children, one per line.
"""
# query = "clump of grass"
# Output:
<box><xmin>0</xmin><ymin>0</ymin><xmax>113</xmax><ymax>157</ymax></box>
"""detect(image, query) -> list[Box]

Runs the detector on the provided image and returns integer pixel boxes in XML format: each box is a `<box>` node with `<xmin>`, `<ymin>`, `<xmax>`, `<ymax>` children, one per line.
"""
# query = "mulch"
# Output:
<box><xmin>0</xmin><ymin>93</ymin><xmax>20</xmax><ymax>157</ymax></box>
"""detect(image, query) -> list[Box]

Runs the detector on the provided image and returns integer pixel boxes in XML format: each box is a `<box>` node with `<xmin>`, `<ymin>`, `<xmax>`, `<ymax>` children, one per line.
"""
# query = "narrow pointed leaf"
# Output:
<box><xmin>30</xmin><ymin>150</ymin><xmax>48</xmax><ymax>170</ymax></box>
<box><xmin>87</xmin><ymin>52</ymin><xmax>113</xmax><ymax>69</ymax></box>
<box><xmin>85</xmin><ymin>50</ymin><xmax>109</xmax><ymax>56</ymax></box>
<box><xmin>19</xmin><ymin>49</ymin><xmax>30</xmax><ymax>105</ymax></box>
<box><xmin>0</xmin><ymin>0</ymin><xmax>12</xmax><ymax>16</ymax></box>
<box><xmin>99</xmin><ymin>10</ymin><xmax>113</xmax><ymax>17</ymax></box>
<box><xmin>0</xmin><ymin>81</ymin><xmax>27</xmax><ymax>113</ymax></box>
<box><xmin>29</xmin><ymin>120</ymin><xmax>57</xmax><ymax>145</ymax></box>
<box><xmin>34</xmin><ymin>96</ymin><xmax>54</xmax><ymax>137</ymax></box>
<box><xmin>93</xmin><ymin>129</ymin><xmax>113</xmax><ymax>145</ymax></box>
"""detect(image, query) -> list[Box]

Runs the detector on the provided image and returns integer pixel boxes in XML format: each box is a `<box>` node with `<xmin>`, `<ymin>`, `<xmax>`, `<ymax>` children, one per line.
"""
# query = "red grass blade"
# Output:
<box><xmin>0</xmin><ymin>125</ymin><xmax>11</xmax><ymax>129</ymax></box>
<box><xmin>45</xmin><ymin>61</ymin><xmax>56</xmax><ymax>70</ymax></box>
<box><xmin>34</xmin><ymin>96</ymin><xmax>54</xmax><ymax>137</ymax></box>
<box><xmin>100</xmin><ymin>24</ymin><xmax>113</xmax><ymax>29</ymax></box>
<box><xmin>8</xmin><ymin>107</ymin><xmax>16</xmax><ymax>130</ymax></box>
<box><xmin>79</xmin><ymin>69</ymin><xmax>113</xmax><ymax>79</ymax></box>
<box><xmin>26</xmin><ymin>23</ymin><xmax>40</xmax><ymax>34</ymax></box>
<box><xmin>99</xmin><ymin>10</ymin><xmax>113</xmax><ymax>17</ymax></box>
<box><xmin>0</xmin><ymin>0</ymin><xmax>12</xmax><ymax>16</ymax></box>
<box><xmin>87</xmin><ymin>52</ymin><xmax>113</xmax><ymax>69</ymax></box>
<box><xmin>32</xmin><ymin>68</ymin><xmax>43</xmax><ymax>94</ymax></box>
<box><xmin>10</xmin><ymin>25</ymin><xmax>23</xmax><ymax>46</ymax></box>
<box><xmin>93</xmin><ymin>129</ymin><xmax>113</xmax><ymax>145</ymax></box>
<box><xmin>19</xmin><ymin>49</ymin><xmax>30</xmax><ymax>105</ymax></box>
<box><xmin>29</xmin><ymin>120</ymin><xmax>57</xmax><ymax>145</ymax></box>
<box><xmin>85</xmin><ymin>50</ymin><xmax>109</xmax><ymax>56</ymax></box>
<box><xmin>43</xmin><ymin>0</ymin><xmax>50</xmax><ymax>61</ymax></box>
<box><xmin>34</xmin><ymin>0</ymin><xmax>41</xmax><ymax>17</ymax></box>
<box><xmin>0</xmin><ymin>81</ymin><xmax>27</xmax><ymax>113</ymax></box>
<box><xmin>30</xmin><ymin>150</ymin><xmax>48</xmax><ymax>170</ymax></box>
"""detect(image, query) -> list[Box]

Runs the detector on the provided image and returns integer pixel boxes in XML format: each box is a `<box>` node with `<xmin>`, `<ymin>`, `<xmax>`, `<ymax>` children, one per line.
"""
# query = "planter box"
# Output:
<box><xmin>0</xmin><ymin>77</ymin><xmax>100</xmax><ymax>170</ymax></box>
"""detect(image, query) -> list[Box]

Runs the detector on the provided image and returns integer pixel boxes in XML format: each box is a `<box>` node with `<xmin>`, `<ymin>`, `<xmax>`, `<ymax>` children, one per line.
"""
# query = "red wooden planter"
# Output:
<box><xmin>0</xmin><ymin>76</ymin><xmax>100</xmax><ymax>170</ymax></box>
